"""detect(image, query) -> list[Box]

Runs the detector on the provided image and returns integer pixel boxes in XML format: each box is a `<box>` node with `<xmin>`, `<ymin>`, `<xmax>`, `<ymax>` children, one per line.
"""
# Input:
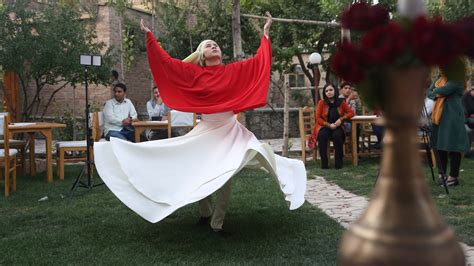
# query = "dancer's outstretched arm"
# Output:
<box><xmin>140</xmin><ymin>19</ymin><xmax>151</xmax><ymax>33</ymax></box>
<box><xmin>227</xmin><ymin>12</ymin><xmax>272</xmax><ymax>79</ymax></box>
<box><xmin>263</xmin><ymin>11</ymin><xmax>272</xmax><ymax>39</ymax></box>
<box><xmin>141</xmin><ymin>19</ymin><xmax>199</xmax><ymax>86</ymax></box>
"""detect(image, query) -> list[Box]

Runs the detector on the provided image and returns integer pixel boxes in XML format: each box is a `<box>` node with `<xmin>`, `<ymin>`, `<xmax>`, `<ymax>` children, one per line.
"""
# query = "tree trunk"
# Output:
<box><xmin>282</xmin><ymin>82</ymin><xmax>290</xmax><ymax>157</ymax></box>
<box><xmin>232</xmin><ymin>0</ymin><xmax>247</xmax><ymax>126</ymax></box>
<box><xmin>232</xmin><ymin>0</ymin><xmax>243</xmax><ymax>60</ymax></box>
<box><xmin>73</xmin><ymin>86</ymin><xmax>76</xmax><ymax>140</ymax></box>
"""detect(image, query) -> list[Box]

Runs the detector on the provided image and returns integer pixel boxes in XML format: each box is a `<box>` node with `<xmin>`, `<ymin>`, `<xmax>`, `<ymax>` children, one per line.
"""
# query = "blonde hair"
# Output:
<box><xmin>182</xmin><ymin>40</ymin><xmax>213</xmax><ymax>66</ymax></box>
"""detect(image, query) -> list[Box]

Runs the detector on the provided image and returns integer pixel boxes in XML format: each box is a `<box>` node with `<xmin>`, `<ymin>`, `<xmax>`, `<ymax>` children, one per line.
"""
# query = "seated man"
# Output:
<box><xmin>103</xmin><ymin>83</ymin><xmax>138</xmax><ymax>142</ymax></box>
<box><xmin>339</xmin><ymin>82</ymin><xmax>360</xmax><ymax>134</ymax></box>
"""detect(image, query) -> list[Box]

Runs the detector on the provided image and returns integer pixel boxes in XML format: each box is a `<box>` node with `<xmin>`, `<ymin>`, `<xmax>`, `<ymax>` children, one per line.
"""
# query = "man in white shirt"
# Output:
<box><xmin>103</xmin><ymin>83</ymin><xmax>138</xmax><ymax>142</ymax></box>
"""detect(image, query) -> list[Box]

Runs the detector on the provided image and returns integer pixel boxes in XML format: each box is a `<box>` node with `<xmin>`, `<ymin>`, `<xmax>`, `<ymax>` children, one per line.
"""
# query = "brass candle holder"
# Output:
<box><xmin>339</xmin><ymin>67</ymin><xmax>465</xmax><ymax>265</ymax></box>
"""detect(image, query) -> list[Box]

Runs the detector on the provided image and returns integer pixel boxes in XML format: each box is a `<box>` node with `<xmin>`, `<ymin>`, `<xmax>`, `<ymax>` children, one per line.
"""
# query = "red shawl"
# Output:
<box><xmin>146</xmin><ymin>32</ymin><xmax>272</xmax><ymax>113</ymax></box>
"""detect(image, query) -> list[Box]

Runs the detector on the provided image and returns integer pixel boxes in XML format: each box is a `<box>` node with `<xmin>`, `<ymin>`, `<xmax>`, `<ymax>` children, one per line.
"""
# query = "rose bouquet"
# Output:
<box><xmin>331</xmin><ymin>1</ymin><xmax>473</xmax><ymax>108</ymax></box>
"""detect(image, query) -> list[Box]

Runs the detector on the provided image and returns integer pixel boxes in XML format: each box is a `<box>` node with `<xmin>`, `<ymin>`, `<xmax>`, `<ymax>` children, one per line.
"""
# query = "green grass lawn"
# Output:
<box><xmin>306</xmin><ymin>156</ymin><xmax>474</xmax><ymax>246</ymax></box>
<box><xmin>1</xmin><ymin>166</ymin><xmax>343</xmax><ymax>264</ymax></box>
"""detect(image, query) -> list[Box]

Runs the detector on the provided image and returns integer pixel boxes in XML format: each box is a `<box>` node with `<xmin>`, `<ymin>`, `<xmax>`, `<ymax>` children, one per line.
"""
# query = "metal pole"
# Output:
<box><xmin>241</xmin><ymin>14</ymin><xmax>340</xmax><ymax>27</ymax></box>
<box><xmin>84</xmin><ymin>66</ymin><xmax>92</xmax><ymax>188</ymax></box>
<box><xmin>312</xmin><ymin>64</ymin><xmax>321</xmax><ymax>105</ymax></box>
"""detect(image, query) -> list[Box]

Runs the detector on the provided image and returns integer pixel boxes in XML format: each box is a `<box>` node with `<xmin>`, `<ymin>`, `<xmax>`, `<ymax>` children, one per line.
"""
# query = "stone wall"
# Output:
<box><xmin>245</xmin><ymin>108</ymin><xmax>301</xmax><ymax>139</ymax></box>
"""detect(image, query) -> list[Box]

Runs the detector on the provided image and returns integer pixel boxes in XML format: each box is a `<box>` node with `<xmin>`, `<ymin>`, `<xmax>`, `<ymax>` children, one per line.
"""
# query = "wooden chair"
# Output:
<box><xmin>299</xmin><ymin>107</ymin><xmax>351</xmax><ymax>166</ymax></box>
<box><xmin>91</xmin><ymin>112</ymin><xmax>105</xmax><ymax>143</ymax></box>
<box><xmin>0</xmin><ymin>114</ymin><xmax>18</xmax><ymax>196</ymax></box>
<box><xmin>0</xmin><ymin>112</ymin><xmax>28</xmax><ymax>174</ymax></box>
<box><xmin>167</xmin><ymin>110</ymin><xmax>197</xmax><ymax>138</ymax></box>
<box><xmin>56</xmin><ymin>112</ymin><xmax>104</xmax><ymax>180</ymax></box>
<box><xmin>360</xmin><ymin>105</ymin><xmax>378</xmax><ymax>153</ymax></box>
<box><xmin>298</xmin><ymin>107</ymin><xmax>317</xmax><ymax>165</ymax></box>
<box><xmin>418</xmin><ymin>135</ymin><xmax>437</xmax><ymax>168</ymax></box>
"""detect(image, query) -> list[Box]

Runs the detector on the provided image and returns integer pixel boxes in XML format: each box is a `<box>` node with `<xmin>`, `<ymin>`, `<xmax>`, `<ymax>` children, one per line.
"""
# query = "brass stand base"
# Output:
<box><xmin>338</xmin><ymin>67</ymin><xmax>465</xmax><ymax>265</ymax></box>
<box><xmin>340</xmin><ymin>221</ymin><xmax>464</xmax><ymax>265</ymax></box>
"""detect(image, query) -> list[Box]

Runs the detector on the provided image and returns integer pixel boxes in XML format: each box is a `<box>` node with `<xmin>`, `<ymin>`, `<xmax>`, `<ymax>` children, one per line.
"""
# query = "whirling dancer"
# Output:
<box><xmin>94</xmin><ymin>13</ymin><xmax>306</xmax><ymax>234</ymax></box>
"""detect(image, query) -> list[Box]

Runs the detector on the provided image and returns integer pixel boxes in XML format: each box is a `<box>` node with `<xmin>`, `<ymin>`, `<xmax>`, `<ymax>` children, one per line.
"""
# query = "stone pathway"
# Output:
<box><xmin>260</xmin><ymin>137</ymin><xmax>302</xmax><ymax>153</ymax></box>
<box><xmin>306</xmin><ymin>176</ymin><xmax>474</xmax><ymax>265</ymax></box>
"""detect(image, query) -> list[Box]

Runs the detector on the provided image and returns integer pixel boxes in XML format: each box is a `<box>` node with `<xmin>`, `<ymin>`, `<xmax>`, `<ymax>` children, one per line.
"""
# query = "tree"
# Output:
<box><xmin>0</xmin><ymin>1</ymin><xmax>114</xmax><ymax>121</ymax></box>
<box><xmin>428</xmin><ymin>0</ymin><xmax>474</xmax><ymax>21</ymax></box>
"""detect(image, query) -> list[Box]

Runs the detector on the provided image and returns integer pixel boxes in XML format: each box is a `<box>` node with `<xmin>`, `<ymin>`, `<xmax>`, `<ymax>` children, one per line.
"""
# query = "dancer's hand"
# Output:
<box><xmin>263</xmin><ymin>11</ymin><xmax>272</xmax><ymax>38</ymax></box>
<box><xmin>334</xmin><ymin>119</ymin><xmax>342</xmax><ymax>127</ymax></box>
<box><xmin>140</xmin><ymin>19</ymin><xmax>151</xmax><ymax>33</ymax></box>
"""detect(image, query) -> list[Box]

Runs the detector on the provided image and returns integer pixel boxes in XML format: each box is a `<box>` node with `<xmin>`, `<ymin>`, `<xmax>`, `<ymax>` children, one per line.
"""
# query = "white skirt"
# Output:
<box><xmin>94</xmin><ymin>112</ymin><xmax>307</xmax><ymax>223</ymax></box>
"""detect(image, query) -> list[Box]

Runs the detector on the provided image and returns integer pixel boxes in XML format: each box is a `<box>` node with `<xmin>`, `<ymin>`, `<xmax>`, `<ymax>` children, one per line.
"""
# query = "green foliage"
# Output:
<box><xmin>154</xmin><ymin>1</ymin><xmax>199</xmax><ymax>60</ymax></box>
<box><xmin>319</xmin><ymin>0</ymin><xmax>351</xmax><ymax>19</ymax></box>
<box><xmin>243</xmin><ymin>0</ymin><xmax>322</xmax><ymax>71</ymax></box>
<box><xmin>428</xmin><ymin>0</ymin><xmax>474</xmax><ymax>21</ymax></box>
<box><xmin>154</xmin><ymin>0</ymin><xmax>259</xmax><ymax>63</ymax></box>
<box><xmin>241</xmin><ymin>0</ymin><xmax>347</xmax><ymax>84</ymax></box>
<box><xmin>122</xmin><ymin>18</ymin><xmax>139</xmax><ymax>71</ymax></box>
<box><xmin>52</xmin><ymin>107</ymin><xmax>76</xmax><ymax>141</ymax></box>
<box><xmin>0</xmin><ymin>0</ymin><xmax>114</xmax><ymax>120</ymax></box>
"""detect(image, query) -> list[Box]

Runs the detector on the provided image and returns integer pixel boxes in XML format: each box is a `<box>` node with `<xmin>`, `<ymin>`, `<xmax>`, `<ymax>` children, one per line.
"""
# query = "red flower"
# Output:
<box><xmin>455</xmin><ymin>17</ymin><xmax>474</xmax><ymax>59</ymax></box>
<box><xmin>411</xmin><ymin>16</ymin><xmax>465</xmax><ymax>66</ymax></box>
<box><xmin>361</xmin><ymin>22</ymin><xmax>408</xmax><ymax>65</ymax></box>
<box><xmin>341</xmin><ymin>2</ymin><xmax>389</xmax><ymax>31</ymax></box>
<box><xmin>331</xmin><ymin>42</ymin><xmax>365</xmax><ymax>83</ymax></box>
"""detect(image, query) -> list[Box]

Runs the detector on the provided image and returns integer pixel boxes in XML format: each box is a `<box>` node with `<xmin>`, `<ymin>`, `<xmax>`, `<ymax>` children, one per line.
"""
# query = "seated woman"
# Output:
<box><xmin>145</xmin><ymin>86</ymin><xmax>171</xmax><ymax>140</ymax></box>
<box><xmin>312</xmin><ymin>84</ymin><xmax>354</xmax><ymax>169</ymax></box>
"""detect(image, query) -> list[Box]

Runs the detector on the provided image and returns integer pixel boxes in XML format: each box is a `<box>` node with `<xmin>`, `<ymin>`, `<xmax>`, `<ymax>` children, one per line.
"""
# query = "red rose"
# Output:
<box><xmin>361</xmin><ymin>22</ymin><xmax>408</xmax><ymax>65</ymax></box>
<box><xmin>331</xmin><ymin>42</ymin><xmax>365</xmax><ymax>83</ymax></box>
<box><xmin>341</xmin><ymin>2</ymin><xmax>389</xmax><ymax>31</ymax></box>
<box><xmin>455</xmin><ymin>17</ymin><xmax>474</xmax><ymax>59</ymax></box>
<box><xmin>411</xmin><ymin>16</ymin><xmax>464</xmax><ymax>66</ymax></box>
<box><xmin>369</xmin><ymin>4</ymin><xmax>390</xmax><ymax>26</ymax></box>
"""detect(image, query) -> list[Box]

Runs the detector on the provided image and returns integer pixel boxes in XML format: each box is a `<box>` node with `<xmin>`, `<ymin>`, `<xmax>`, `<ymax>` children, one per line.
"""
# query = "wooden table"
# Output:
<box><xmin>9</xmin><ymin>122</ymin><xmax>66</xmax><ymax>182</ymax></box>
<box><xmin>133</xmin><ymin>121</ymin><xmax>168</xmax><ymax>143</ymax></box>
<box><xmin>350</xmin><ymin>115</ymin><xmax>383</xmax><ymax>166</ymax></box>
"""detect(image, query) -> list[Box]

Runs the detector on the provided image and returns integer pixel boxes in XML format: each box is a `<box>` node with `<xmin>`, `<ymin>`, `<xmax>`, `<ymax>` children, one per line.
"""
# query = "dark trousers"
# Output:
<box><xmin>437</xmin><ymin>150</ymin><xmax>461</xmax><ymax>178</ymax></box>
<box><xmin>372</xmin><ymin>125</ymin><xmax>384</xmax><ymax>144</ymax></box>
<box><xmin>106</xmin><ymin>128</ymin><xmax>135</xmax><ymax>142</ymax></box>
<box><xmin>318</xmin><ymin>127</ymin><xmax>345</xmax><ymax>169</ymax></box>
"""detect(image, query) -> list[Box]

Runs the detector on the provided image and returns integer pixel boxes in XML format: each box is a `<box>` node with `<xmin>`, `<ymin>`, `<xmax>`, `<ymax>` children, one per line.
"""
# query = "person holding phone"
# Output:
<box><xmin>145</xmin><ymin>86</ymin><xmax>170</xmax><ymax>140</ymax></box>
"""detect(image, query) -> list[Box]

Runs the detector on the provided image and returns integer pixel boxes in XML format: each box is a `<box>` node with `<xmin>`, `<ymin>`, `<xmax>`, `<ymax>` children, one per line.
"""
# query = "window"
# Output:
<box><xmin>288</xmin><ymin>64</ymin><xmax>306</xmax><ymax>87</ymax></box>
